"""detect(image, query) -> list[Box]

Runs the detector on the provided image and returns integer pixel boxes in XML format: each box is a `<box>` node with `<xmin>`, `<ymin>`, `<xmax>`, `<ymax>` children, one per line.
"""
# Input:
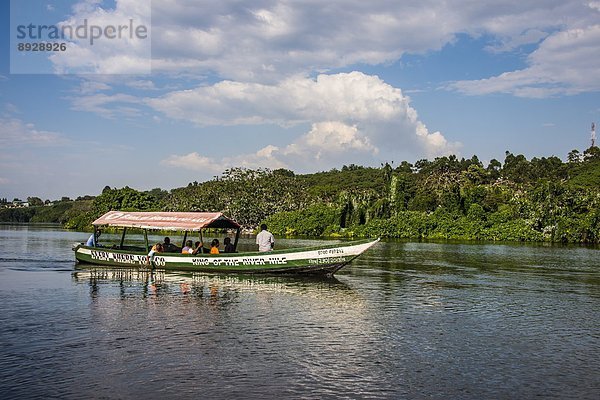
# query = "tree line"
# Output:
<box><xmin>2</xmin><ymin>147</ymin><xmax>599</xmax><ymax>243</ymax></box>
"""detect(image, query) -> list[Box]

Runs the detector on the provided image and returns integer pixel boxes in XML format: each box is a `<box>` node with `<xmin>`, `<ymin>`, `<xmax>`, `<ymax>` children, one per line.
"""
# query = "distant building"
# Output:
<box><xmin>9</xmin><ymin>201</ymin><xmax>29</xmax><ymax>208</ymax></box>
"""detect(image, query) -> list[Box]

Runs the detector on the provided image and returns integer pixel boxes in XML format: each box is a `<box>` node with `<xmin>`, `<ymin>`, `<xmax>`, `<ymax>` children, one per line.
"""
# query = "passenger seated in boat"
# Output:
<box><xmin>162</xmin><ymin>237</ymin><xmax>180</xmax><ymax>253</ymax></box>
<box><xmin>86</xmin><ymin>230</ymin><xmax>101</xmax><ymax>247</ymax></box>
<box><xmin>147</xmin><ymin>243</ymin><xmax>163</xmax><ymax>264</ymax></box>
<box><xmin>223</xmin><ymin>237</ymin><xmax>235</xmax><ymax>253</ymax></box>
<box><xmin>193</xmin><ymin>241</ymin><xmax>207</xmax><ymax>254</ymax></box>
<box><xmin>181</xmin><ymin>240</ymin><xmax>194</xmax><ymax>254</ymax></box>
<box><xmin>210</xmin><ymin>239</ymin><xmax>220</xmax><ymax>254</ymax></box>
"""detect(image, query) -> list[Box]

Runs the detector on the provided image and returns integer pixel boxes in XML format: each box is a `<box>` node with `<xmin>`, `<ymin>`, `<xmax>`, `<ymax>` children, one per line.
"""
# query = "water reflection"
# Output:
<box><xmin>71</xmin><ymin>267</ymin><xmax>369</xmax><ymax>330</ymax></box>
<box><xmin>62</xmin><ymin>268</ymin><xmax>392</xmax><ymax>398</ymax></box>
<box><xmin>72</xmin><ymin>268</ymin><xmax>354</xmax><ymax>299</ymax></box>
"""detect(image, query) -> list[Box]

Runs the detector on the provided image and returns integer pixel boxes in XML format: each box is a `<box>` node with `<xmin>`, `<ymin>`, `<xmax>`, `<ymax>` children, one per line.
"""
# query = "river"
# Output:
<box><xmin>0</xmin><ymin>224</ymin><xmax>599</xmax><ymax>399</ymax></box>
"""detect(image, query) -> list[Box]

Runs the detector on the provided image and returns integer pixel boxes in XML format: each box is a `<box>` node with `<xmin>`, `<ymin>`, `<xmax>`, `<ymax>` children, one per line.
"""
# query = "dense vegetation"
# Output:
<box><xmin>2</xmin><ymin>147</ymin><xmax>599</xmax><ymax>243</ymax></box>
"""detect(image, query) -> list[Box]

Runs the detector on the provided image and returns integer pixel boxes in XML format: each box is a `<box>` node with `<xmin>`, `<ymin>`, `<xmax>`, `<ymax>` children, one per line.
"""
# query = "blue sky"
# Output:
<box><xmin>1</xmin><ymin>0</ymin><xmax>599</xmax><ymax>200</ymax></box>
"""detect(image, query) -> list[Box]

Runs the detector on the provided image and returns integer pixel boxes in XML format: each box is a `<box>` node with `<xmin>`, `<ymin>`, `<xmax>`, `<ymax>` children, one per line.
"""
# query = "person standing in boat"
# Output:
<box><xmin>256</xmin><ymin>224</ymin><xmax>274</xmax><ymax>252</ymax></box>
<box><xmin>86</xmin><ymin>230</ymin><xmax>101</xmax><ymax>247</ymax></box>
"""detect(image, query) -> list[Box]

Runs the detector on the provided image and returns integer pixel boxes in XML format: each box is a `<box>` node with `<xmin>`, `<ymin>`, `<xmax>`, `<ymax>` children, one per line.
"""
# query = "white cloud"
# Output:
<box><xmin>53</xmin><ymin>0</ymin><xmax>599</xmax><ymax>105</ymax></box>
<box><xmin>77</xmin><ymin>80</ymin><xmax>112</xmax><ymax>94</ymax></box>
<box><xmin>147</xmin><ymin>0</ymin><xmax>456</xmax><ymax>81</ymax></box>
<box><xmin>0</xmin><ymin>177</ymin><xmax>9</xmax><ymax>185</ymax></box>
<box><xmin>161</xmin><ymin>116</ymin><xmax>458</xmax><ymax>174</ymax></box>
<box><xmin>227</xmin><ymin>122</ymin><xmax>379</xmax><ymax>171</ymax></box>
<box><xmin>286</xmin><ymin>122</ymin><xmax>377</xmax><ymax>158</ymax></box>
<box><xmin>49</xmin><ymin>0</ymin><xmax>151</xmax><ymax>74</ymax></box>
<box><xmin>268</xmin><ymin>121</ymin><xmax>380</xmax><ymax>170</ymax></box>
<box><xmin>147</xmin><ymin>72</ymin><xmax>410</xmax><ymax>125</ymax></box>
<box><xmin>160</xmin><ymin>121</ymin><xmax>381</xmax><ymax>173</ymax></box>
<box><xmin>157</xmin><ymin>72</ymin><xmax>462</xmax><ymax>173</ymax></box>
<box><xmin>161</xmin><ymin>146</ymin><xmax>289</xmax><ymax>173</ymax></box>
<box><xmin>126</xmin><ymin>80</ymin><xmax>158</xmax><ymax>90</ymax></box>
<box><xmin>448</xmin><ymin>24</ymin><xmax>600</xmax><ymax>97</ymax></box>
<box><xmin>224</xmin><ymin>145</ymin><xmax>290</xmax><ymax>170</ymax></box>
<box><xmin>149</xmin><ymin>72</ymin><xmax>459</xmax><ymax>163</ymax></box>
<box><xmin>161</xmin><ymin>152</ymin><xmax>218</xmax><ymax>171</ymax></box>
<box><xmin>50</xmin><ymin>1</ymin><xmax>596</xmax><ymax>85</ymax></box>
<box><xmin>70</xmin><ymin>93</ymin><xmax>142</xmax><ymax>118</ymax></box>
<box><xmin>484</xmin><ymin>29</ymin><xmax>548</xmax><ymax>53</ymax></box>
<box><xmin>146</xmin><ymin>0</ymin><xmax>597</xmax><ymax>86</ymax></box>
<box><xmin>0</xmin><ymin>117</ymin><xmax>67</xmax><ymax>147</ymax></box>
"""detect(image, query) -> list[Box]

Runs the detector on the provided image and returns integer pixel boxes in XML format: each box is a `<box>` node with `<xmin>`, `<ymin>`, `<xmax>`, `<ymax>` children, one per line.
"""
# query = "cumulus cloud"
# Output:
<box><xmin>161</xmin><ymin>116</ymin><xmax>457</xmax><ymax>172</ymax></box>
<box><xmin>147</xmin><ymin>72</ymin><xmax>410</xmax><ymax>125</ymax></box>
<box><xmin>155</xmin><ymin>73</ymin><xmax>461</xmax><ymax>173</ymax></box>
<box><xmin>258</xmin><ymin>121</ymin><xmax>381</xmax><ymax>170</ymax></box>
<box><xmin>285</xmin><ymin>122</ymin><xmax>377</xmax><ymax>158</ymax></box>
<box><xmin>41</xmin><ymin>0</ymin><xmax>598</xmax><ymax>175</ymax></box>
<box><xmin>151</xmin><ymin>72</ymin><xmax>459</xmax><ymax>167</ymax></box>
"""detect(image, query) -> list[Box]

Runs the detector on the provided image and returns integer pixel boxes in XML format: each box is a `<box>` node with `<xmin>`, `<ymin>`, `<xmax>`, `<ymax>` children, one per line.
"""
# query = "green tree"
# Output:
<box><xmin>583</xmin><ymin>146</ymin><xmax>600</xmax><ymax>161</ymax></box>
<box><xmin>567</xmin><ymin>149</ymin><xmax>581</xmax><ymax>163</ymax></box>
<box><xmin>27</xmin><ymin>196</ymin><xmax>44</xmax><ymax>206</ymax></box>
<box><xmin>502</xmin><ymin>152</ymin><xmax>531</xmax><ymax>183</ymax></box>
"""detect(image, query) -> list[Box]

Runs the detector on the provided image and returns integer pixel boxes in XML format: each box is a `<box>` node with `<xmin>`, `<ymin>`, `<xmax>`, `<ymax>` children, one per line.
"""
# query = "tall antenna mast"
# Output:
<box><xmin>592</xmin><ymin>122</ymin><xmax>596</xmax><ymax>148</ymax></box>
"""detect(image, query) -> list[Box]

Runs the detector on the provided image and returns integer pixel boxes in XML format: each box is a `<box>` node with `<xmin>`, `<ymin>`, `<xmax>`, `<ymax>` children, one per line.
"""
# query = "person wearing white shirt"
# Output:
<box><xmin>256</xmin><ymin>224</ymin><xmax>275</xmax><ymax>252</ymax></box>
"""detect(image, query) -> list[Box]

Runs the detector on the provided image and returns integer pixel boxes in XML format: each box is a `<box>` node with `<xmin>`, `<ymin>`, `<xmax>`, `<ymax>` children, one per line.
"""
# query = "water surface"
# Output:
<box><xmin>0</xmin><ymin>225</ymin><xmax>599</xmax><ymax>399</ymax></box>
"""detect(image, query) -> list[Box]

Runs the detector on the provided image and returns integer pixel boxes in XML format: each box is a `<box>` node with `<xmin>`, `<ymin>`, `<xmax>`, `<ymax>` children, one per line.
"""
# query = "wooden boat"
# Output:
<box><xmin>73</xmin><ymin>211</ymin><xmax>379</xmax><ymax>276</ymax></box>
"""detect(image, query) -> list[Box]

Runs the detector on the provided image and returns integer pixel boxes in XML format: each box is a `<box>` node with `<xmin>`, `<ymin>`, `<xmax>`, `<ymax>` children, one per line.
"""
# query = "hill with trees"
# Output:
<box><xmin>2</xmin><ymin>147</ymin><xmax>599</xmax><ymax>243</ymax></box>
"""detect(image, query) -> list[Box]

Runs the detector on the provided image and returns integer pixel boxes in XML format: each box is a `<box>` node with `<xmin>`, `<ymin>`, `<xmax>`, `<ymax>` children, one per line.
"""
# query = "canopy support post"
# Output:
<box><xmin>119</xmin><ymin>228</ymin><xmax>127</xmax><ymax>249</ymax></box>
<box><xmin>233</xmin><ymin>227</ymin><xmax>241</xmax><ymax>251</ymax></box>
<box><xmin>144</xmin><ymin>229</ymin><xmax>149</xmax><ymax>252</ymax></box>
<box><xmin>92</xmin><ymin>226</ymin><xmax>98</xmax><ymax>246</ymax></box>
<box><xmin>182</xmin><ymin>231</ymin><xmax>188</xmax><ymax>249</ymax></box>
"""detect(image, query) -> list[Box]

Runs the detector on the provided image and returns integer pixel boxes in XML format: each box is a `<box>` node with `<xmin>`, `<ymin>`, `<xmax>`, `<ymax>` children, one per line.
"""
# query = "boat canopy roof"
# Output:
<box><xmin>92</xmin><ymin>211</ymin><xmax>240</xmax><ymax>231</ymax></box>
